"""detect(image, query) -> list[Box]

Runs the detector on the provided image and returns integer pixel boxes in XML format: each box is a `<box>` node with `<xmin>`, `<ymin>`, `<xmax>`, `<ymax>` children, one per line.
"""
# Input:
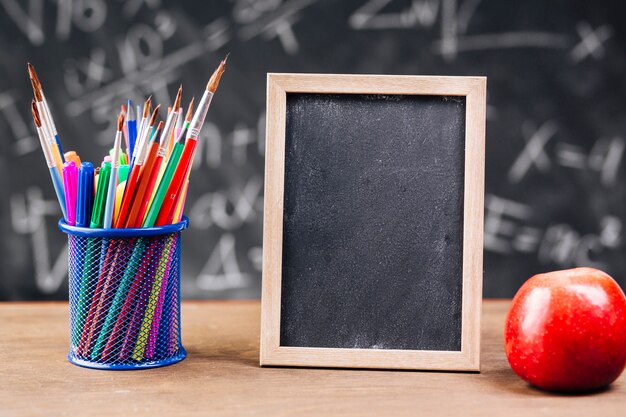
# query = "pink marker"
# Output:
<box><xmin>62</xmin><ymin>161</ymin><xmax>78</xmax><ymax>226</ymax></box>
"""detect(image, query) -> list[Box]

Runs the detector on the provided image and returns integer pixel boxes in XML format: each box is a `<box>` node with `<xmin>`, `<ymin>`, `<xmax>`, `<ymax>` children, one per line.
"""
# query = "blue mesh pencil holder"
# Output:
<box><xmin>58</xmin><ymin>217</ymin><xmax>189</xmax><ymax>370</ymax></box>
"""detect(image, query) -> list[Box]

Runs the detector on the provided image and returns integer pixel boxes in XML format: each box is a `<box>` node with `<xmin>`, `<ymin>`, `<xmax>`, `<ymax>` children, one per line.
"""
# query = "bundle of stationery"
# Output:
<box><xmin>29</xmin><ymin>57</ymin><xmax>226</xmax><ymax>366</ymax></box>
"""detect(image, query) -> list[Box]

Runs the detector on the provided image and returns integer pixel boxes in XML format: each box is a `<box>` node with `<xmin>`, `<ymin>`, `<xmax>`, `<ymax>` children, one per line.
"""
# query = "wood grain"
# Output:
<box><xmin>1</xmin><ymin>301</ymin><xmax>624</xmax><ymax>417</ymax></box>
<box><xmin>261</xmin><ymin>74</ymin><xmax>486</xmax><ymax>370</ymax></box>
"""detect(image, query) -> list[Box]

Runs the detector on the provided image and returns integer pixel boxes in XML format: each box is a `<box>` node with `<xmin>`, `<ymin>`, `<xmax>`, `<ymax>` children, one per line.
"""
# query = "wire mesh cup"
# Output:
<box><xmin>58</xmin><ymin>217</ymin><xmax>189</xmax><ymax>370</ymax></box>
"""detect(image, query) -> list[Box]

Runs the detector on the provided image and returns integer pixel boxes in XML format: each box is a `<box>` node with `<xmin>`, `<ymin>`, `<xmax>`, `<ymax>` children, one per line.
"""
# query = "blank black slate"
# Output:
<box><xmin>280</xmin><ymin>93</ymin><xmax>466</xmax><ymax>351</ymax></box>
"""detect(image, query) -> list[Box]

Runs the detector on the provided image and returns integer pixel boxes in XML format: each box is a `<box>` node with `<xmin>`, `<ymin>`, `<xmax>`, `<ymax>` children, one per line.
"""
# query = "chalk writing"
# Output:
<box><xmin>196</xmin><ymin>233</ymin><xmax>250</xmax><ymax>291</ymax></box>
<box><xmin>485</xmin><ymin>194</ymin><xmax>622</xmax><ymax>270</ymax></box>
<box><xmin>509</xmin><ymin>120</ymin><xmax>624</xmax><ymax>187</ymax></box>
<box><xmin>0</xmin><ymin>91</ymin><xmax>38</xmax><ymax>156</ymax></box>
<box><xmin>10</xmin><ymin>188</ymin><xmax>68</xmax><ymax>294</ymax></box>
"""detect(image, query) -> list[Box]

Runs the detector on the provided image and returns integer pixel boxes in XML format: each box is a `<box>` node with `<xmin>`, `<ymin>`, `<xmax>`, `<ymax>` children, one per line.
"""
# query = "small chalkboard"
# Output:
<box><xmin>261</xmin><ymin>74</ymin><xmax>486</xmax><ymax>371</ymax></box>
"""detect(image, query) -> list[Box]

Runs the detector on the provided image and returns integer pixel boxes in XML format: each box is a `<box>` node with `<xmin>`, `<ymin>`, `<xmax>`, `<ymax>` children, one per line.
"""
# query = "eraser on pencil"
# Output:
<box><xmin>104</xmin><ymin>156</ymin><xmax>112</xmax><ymax>163</ymax></box>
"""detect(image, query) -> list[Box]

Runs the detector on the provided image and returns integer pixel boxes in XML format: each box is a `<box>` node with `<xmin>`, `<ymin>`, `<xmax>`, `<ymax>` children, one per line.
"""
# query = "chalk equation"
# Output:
<box><xmin>508</xmin><ymin>120</ymin><xmax>624</xmax><ymax>187</ymax></box>
<box><xmin>350</xmin><ymin>0</ymin><xmax>613</xmax><ymax>62</ymax></box>
<box><xmin>485</xmin><ymin>194</ymin><xmax>622</xmax><ymax>270</ymax></box>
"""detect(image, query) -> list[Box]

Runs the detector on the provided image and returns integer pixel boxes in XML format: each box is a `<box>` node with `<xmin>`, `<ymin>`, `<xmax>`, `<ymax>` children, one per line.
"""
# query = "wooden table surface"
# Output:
<box><xmin>1</xmin><ymin>300</ymin><xmax>624</xmax><ymax>417</ymax></box>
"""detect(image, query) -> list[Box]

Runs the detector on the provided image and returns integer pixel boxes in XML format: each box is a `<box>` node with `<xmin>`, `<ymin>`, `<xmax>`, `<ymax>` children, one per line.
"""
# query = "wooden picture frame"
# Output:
<box><xmin>261</xmin><ymin>73</ymin><xmax>486</xmax><ymax>371</ymax></box>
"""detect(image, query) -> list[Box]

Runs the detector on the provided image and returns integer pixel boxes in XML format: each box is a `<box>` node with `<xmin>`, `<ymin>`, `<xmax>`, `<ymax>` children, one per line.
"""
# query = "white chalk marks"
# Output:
<box><xmin>484</xmin><ymin>194</ymin><xmax>622</xmax><ymax>270</ymax></box>
<box><xmin>508</xmin><ymin>121</ymin><xmax>557</xmax><ymax>183</ymax></box>
<box><xmin>349</xmin><ymin>0</ymin><xmax>614</xmax><ymax>63</ymax></box>
<box><xmin>570</xmin><ymin>22</ymin><xmax>613</xmax><ymax>63</ymax></box>
<box><xmin>10</xmin><ymin>188</ymin><xmax>68</xmax><ymax>294</ymax></box>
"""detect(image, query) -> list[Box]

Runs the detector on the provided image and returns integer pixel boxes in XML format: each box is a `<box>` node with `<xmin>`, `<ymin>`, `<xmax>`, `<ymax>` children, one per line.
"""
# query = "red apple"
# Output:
<box><xmin>504</xmin><ymin>267</ymin><xmax>626</xmax><ymax>392</ymax></box>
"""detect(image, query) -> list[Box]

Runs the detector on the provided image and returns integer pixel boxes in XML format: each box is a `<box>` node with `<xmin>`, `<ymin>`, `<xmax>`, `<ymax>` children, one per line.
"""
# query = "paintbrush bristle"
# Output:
<box><xmin>185</xmin><ymin>97</ymin><xmax>195</xmax><ymax>122</ymax></box>
<box><xmin>152</xmin><ymin>120</ymin><xmax>165</xmax><ymax>142</ymax></box>
<box><xmin>149</xmin><ymin>104</ymin><xmax>161</xmax><ymax>125</ymax></box>
<box><xmin>173</xmin><ymin>85</ymin><xmax>182</xmax><ymax>110</ymax></box>
<box><xmin>31</xmin><ymin>100</ymin><xmax>41</xmax><ymax>127</ymax></box>
<box><xmin>206</xmin><ymin>55</ymin><xmax>228</xmax><ymax>93</ymax></box>
<box><xmin>117</xmin><ymin>111</ymin><xmax>125</xmax><ymax>131</ymax></box>
<box><xmin>143</xmin><ymin>96</ymin><xmax>152</xmax><ymax>119</ymax></box>
<box><xmin>27</xmin><ymin>63</ymin><xmax>42</xmax><ymax>91</ymax></box>
<box><xmin>30</xmin><ymin>77</ymin><xmax>43</xmax><ymax>102</ymax></box>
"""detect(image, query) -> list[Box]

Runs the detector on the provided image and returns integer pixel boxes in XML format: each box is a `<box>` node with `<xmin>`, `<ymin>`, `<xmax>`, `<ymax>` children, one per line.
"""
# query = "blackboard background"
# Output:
<box><xmin>0</xmin><ymin>0</ymin><xmax>624</xmax><ymax>300</ymax></box>
<box><xmin>280</xmin><ymin>93</ymin><xmax>465</xmax><ymax>350</ymax></box>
